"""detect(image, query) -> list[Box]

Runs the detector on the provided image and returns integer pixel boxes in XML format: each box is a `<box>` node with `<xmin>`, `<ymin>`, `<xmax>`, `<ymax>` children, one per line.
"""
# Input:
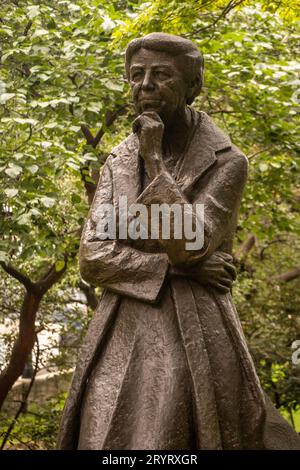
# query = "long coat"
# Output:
<box><xmin>58</xmin><ymin>111</ymin><xmax>300</xmax><ymax>450</ymax></box>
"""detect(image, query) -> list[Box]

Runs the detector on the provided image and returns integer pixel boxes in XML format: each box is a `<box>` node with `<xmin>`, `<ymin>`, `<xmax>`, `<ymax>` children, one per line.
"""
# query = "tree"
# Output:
<box><xmin>0</xmin><ymin>0</ymin><xmax>128</xmax><ymax>410</ymax></box>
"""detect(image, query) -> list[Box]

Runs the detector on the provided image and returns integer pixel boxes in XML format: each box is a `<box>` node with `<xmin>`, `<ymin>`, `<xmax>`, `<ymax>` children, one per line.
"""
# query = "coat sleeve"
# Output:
<box><xmin>79</xmin><ymin>155</ymin><xmax>169</xmax><ymax>303</ymax></box>
<box><xmin>135</xmin><ymin>149</ymin><xmax>248</xmax><ymax>267</ymax></box>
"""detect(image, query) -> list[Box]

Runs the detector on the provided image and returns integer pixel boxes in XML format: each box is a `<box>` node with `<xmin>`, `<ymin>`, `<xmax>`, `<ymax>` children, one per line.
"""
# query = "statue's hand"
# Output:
<box><xmin>168</xmin><ymin>251</ymin><xmax>237</xmax><ymax>293</ymax></box>
<box><xmin>133</xmin><ymin>111</ymin><xmax>166</xmax><ymax>179</ymax></box>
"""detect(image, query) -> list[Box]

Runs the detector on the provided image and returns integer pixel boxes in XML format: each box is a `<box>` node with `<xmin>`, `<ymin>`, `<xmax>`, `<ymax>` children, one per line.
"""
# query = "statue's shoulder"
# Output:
<box><xmin>197</xmin><ymin>111</ymin><xmax>248</xmax><ymax>168</ymax></box>
<box><xmin>110</xmin><ymin>133</ymin><xmax>139</xmax><ymax>159</ymax></box>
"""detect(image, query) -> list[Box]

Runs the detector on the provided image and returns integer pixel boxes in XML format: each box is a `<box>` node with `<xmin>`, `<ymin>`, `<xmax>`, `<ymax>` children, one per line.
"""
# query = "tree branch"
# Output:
<box><xmin>259</xmin><ymin>238</ymin><xmax>287</xmax><ymax>261</ymax></box>
<box><xmin>78</xmin><ymin>280</ymin><xmax>99</xmax><ymax>310</ymax></box>
<box><xmin>23</xmin><ymin>20</ymin><xmax>33</xmax><ymax>37</ymax></box>
<box><xmin>79</xmin><ymin>105</ymin><xmax>127</xmax><ymax>204</ymax></box>
<box><xmin>92</xmin><ymin>128</ymin><xmax>105</xmax><ymax>149</ymax></box>
<box><xmin>248</xmin><ymin>147</ymin><xmax>271</xmax><ymax>160</ymax></box>
<box><xmin>0</xmin><ymin>262</ymin><xmax>34</xmax><ymax>292</ymax></box>
<box><xmin>208</xmin><ymin>109</ymin><xmax>237</xmax><ymax>115</ymax></box>
<box><xmin>13</xmin><ymin>123</ymin><xmax>33</xmax><ymax>152</ymax></box>
<box><xmin>272</xmin><ymin>268</ymin><xmax>300</xmax><ymax>282</ymax></box>
<box><xmin>105</xmin><ymin>105</ymin><xmax>128</xmax><ymax>129</ymax></box>
<box><xmin>68</xmin><ymin>73</ymin><xmax>78</xmax><ymax>88</ymax></box>
<box><xmin>187</xmin><ymin>0</ymin><xmax>247</xmax><ymax>36</ymax></box>
<box><xmin>235</xmin><ymin>234</ymin><xmax>256</xmax><ymax>262</ymax></box>
<box><xmin>37</xmin><ymin>257</ymin><xmax>68</xmax><ymax>295</ymax></box>
<box><xmin>80</xmin><ymin>105</ymin><xmax>127</xmax><ymax>149</ymax></box>
<box><xmin>80</xmin><ymin>124</ymin><xmax>95</xmax><ymax>146</ymax></box>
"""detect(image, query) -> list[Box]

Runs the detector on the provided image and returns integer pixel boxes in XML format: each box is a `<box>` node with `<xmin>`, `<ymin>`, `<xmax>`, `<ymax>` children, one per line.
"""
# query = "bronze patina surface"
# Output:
<box><xmin>58</xmin><ymin>33</ymin><xmax>300</xmax><ymax>450</ymax></box>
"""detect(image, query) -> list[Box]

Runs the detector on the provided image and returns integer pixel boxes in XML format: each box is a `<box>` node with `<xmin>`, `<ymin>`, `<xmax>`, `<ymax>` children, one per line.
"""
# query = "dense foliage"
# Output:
<box><xmin>0</xmin><ymin>0</ymin><xmax>299</xmax><ymax>448</ymax></box>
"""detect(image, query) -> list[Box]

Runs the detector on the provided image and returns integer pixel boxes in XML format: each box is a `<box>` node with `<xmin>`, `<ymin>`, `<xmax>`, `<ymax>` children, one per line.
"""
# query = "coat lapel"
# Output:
<box><xmin>110</xmin><ymin>132</ymin><xmax>142</xmax><ymax>204</ymax></box>
<box><xmin>176</xmin><ymin>111</ymin><xmax>232</xmax><ymax>196</ymax></box>
<box><xmin>111</xmin><ymin>111</ymin><xmax>232</xmax><ymax>201</ymax></box>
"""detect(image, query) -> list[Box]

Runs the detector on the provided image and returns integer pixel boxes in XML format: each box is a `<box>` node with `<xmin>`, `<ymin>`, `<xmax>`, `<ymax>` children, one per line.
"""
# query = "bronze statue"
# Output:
<box><xmin>58</xmin><ymin>33</ymin><xmax>300</xmax><ymax>450</ymax></box>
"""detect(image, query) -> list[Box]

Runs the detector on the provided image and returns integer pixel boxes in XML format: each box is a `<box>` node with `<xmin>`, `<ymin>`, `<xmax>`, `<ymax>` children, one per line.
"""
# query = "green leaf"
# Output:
<box><xmin>270</xmin><ymin>162</ymin><xmax>281</xmax><ymax>169</ymax></box>
<box><xmin>0</xmin><ymin>93</ymin><xmax>15</xmax><ymax>104</ymax></box>
<box><xmin>4</xmin><ymin>188</ymin><xmax>18</xmax><ymax>198</ymax></box>
<box><xmin>14</xmin><ymin>118</ymin><xmax>38</xmax><ymax>125</ymax></box>
<box><xmin>70</xmin><ymin>126</ymin><xmax>81</xmax><ymax>132</ymax></box>
<box><xmin>55</xmin><ymin>260</ymin><xmax>65</xmax><ymax>272</ymax></box>
<box><xmin>17</xmin><ymin>213</ymin><xmax>31</xmax><ymax>226</ymax></box>
<box><xmin>40</xmin><ymin>197</ymin><xmax>56</xmax><ymax>208</ymax></box>
<box><xmin>32</xmin><ymin>29</ymin><xmax>49</xmax><ymax>39</ymax></box>
<box><xmin>28</xmin><ymin>165</ymin><xmax>39</xmax><ymax>174</ymax></box>
<box><xmin>27</xmin><ymin>5</ymin><xmax>40</xmax><ymax>19</ymax></box>
<box><xmin>29</xmin><ymin>208</ymin><xmax>41</xmax><ymax>217</ymax></box>
<box><xmin>71</xmin><ymin>194</ymin><xmax>81</xmax><ymax>204</ymax></box>
<box><xmin>259</xmin><ymin>163</ymin><xmax>269</xmax><ymax>172</ymax></box>
<box><xmin>87</xmin><ymin>102</ymin><xmax>102</xmax><ymax>113</ymax></box>
<box><xmin>0</xmin><ymin>251</ymin><xmax>8</xmax><ymax>263</ymax></box>
<box><xmin>1</xmin><ymin>51</ymin><xmax>14</xmax><ymax>63</ymax></box>
<box><xmin>5</xmin><ymin>164</ymin><xmax>22</xmax><ymax>178</ymax></box>
<box><xmin>105</xmin><ymin>81</ymin><xmax>124</xmax><ymax>92</ymax></box>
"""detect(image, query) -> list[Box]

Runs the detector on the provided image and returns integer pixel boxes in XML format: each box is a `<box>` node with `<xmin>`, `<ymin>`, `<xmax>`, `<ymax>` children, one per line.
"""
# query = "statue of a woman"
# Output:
<box><xmin>58</xmin><ymin>33</ymin><xmax>300</xmax><ymax>450</ymax></box>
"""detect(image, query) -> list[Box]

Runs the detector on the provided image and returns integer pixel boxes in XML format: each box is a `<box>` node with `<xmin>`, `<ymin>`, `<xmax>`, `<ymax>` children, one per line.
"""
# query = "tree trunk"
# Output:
<box><xmin>0</xmin><ymin>291</ymin><xmax>41</xmax><ymax>410</ymax></box>
<box><xmin>0</xmin><ymin>261</ymin><xmax>67</xmax><ymax>411</ymax></box>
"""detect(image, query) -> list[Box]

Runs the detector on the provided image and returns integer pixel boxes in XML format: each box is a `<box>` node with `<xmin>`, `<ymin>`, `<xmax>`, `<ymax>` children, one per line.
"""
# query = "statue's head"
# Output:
<box><xmin>125</xmin><ymin>33</ymin><xmax>204</xmax><ymax>123</ymax></box>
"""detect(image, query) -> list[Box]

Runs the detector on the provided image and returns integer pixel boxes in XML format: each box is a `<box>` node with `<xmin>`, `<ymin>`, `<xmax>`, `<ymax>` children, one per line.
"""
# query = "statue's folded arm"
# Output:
<box><xmin>135</xmin><ymin>149</ymin><xmax>249</xmax><ymax>267</ymax></box>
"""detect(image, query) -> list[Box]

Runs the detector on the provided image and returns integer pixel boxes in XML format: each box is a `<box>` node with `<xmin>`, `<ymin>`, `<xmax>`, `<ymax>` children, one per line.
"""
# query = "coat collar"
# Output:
<box><xmin>111</xmin><ymin>110</ymin><xmax>232</xmax><ymax>199</ymax></box>
<box><xmin>175</xmin><ymin>110</ymin><xmax>232</xmax><ymax>195</ymax></box>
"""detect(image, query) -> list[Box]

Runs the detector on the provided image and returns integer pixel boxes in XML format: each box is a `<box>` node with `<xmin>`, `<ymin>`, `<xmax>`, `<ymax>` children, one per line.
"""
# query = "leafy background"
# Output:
<box><xmin>0</xmin><ymin>0</ymin><xmax>299</xmax><ymax>449</ymax></box>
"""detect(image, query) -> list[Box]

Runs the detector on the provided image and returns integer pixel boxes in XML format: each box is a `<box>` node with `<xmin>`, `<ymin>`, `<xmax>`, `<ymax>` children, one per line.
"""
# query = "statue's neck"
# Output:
<box><xmin>162</xmin><ymin>107</ymin><xmax>194</xmax><ymax>157</ymax></box>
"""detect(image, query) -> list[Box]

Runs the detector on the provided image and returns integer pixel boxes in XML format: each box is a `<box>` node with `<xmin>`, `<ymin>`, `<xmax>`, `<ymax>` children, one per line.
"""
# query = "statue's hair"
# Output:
<box><xmin>125</xmin><ymin>32</ymin><xmax>204</xmax><ymax>105</ymax></box>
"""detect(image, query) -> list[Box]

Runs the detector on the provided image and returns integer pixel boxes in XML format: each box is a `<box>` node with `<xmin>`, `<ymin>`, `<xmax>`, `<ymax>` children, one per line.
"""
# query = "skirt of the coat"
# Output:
<box><xmin>77</xmin><ymin>281</ymin><xmax>246</xmax><ymax>450</ymax></box>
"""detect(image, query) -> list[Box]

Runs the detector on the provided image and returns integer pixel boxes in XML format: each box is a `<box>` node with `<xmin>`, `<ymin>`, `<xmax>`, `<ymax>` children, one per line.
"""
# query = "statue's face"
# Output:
<box><xmin>129</xmin><ymin>48</ymin><xmax>188</xmax><ymax>123</ymax></box>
